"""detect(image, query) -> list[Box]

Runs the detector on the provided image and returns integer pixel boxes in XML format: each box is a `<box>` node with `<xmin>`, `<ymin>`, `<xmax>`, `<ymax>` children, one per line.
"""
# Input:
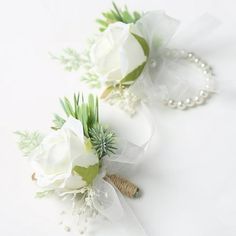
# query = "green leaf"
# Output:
<box><xmin>121</xmin><ymin>11</ymin><xmax>133</xmax><ymax>23</ymax></box>
<box><xmin>133</xmin><ymin>11</ymin><xmax>141</xmax><ymax>21</ymax></box>
<box><xmin>51</xmin><ymin>114</ymin><xmax>65</xmax><ymax>130</ymax></box>
<box><xmin>99</xmin><ymin>27</ymin><xmax>106</xmax><ymax>32</ymax></box>
<box><xmin>73</xmin><ymin>163</ymin><xmax>99</xmax><ymax>185</ymax></box>
<box><xmin>100</xmin><ymin>86</ymin><xmax>114</xmax><ymax>99</ymax></box>
<box><xmin>73</xmin><ymin>94</ymin><xmax>79</xmax><ymax>119</ymax></box>
<box><xmin>60</xmin><ymin>98</ymin><xmax>70</xmax><ymax>116</ymax></box>
<box><xmin>81</xmin><ymin>104</ymin><xmax>88</xmax><ymax>137</ymax></box>
<box><xmin>131</xmin><ymin>33</ymin><xmax>150</xmax><ymax>57</ymax></box>
<box><xmin>103</xmin><ymin>12</ymin><xmax>117</xmax><ymax>21</ymax></box>
<box><xmin>54</xmin><ymin>93</ymin><xmax>100</xmax><ymax>137</ymax></box>
<box><xmin>64</xmin><ymin>97</ymin><xmax>75</xmax><ymax>116</ymax></box>
<box><xmin>112</xmin><ymin>2</ymin><xmax>123</xmax><ymax>21</ymax></box>
<box><xmin>97</xmin><ymin>3</ymin><xmax>143</xmax><ymax>31</ymax></box>
<box><xmin>120</xmin><ymin>62</ymin><xmax>146</xmax><ymax>85</ymax></box>
<box><xmin>96</xmin><ymin>19</ymin><xmax>109</xmax><ymax>27</ymax></box>
<box><xmin>118</xmin><ymin>34</ymin><xmax>149</xmax><ymax>85</ymax></box>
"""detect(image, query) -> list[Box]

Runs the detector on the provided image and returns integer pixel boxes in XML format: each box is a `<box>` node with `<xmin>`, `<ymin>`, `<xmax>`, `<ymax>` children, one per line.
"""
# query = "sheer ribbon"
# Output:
<box><xmin>90</xmin><ymin>105</ymin><xmax>154</xmax><ymax>236</ymax></box>
<box><xmin>130</xmin><ymin>11</ymin><xmax>220</xmax><ymax>108</ymax></box>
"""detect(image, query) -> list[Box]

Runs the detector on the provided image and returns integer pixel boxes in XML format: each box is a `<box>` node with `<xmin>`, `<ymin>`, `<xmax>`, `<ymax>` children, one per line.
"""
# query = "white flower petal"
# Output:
<box><xmin>90</xmin><ymin>22</ymin><xmax>145</xmax><ymax>82</ymax></box>
<box><xmin>120</xmin><ymin>33</ymin><xmax>146</xmax><ymax>77</ymax></box>
<box><xmin>62</xmin><ymin>116</ymin><xmax>84</xmax><ymax>143</ymax></box>
<box><xmin>73</xmin><ymin>152</ymin><xmax>99</xmax><ymax>168</ymax></box>
<box><xmin>30</xmin><ymin>117</ymin><xmax>98</xmax><ymax>191</ymax></box>
<box><xmin>64</xmin><ymin>175</ymin><xmax>86</xmax><ymax>190</ymax></box>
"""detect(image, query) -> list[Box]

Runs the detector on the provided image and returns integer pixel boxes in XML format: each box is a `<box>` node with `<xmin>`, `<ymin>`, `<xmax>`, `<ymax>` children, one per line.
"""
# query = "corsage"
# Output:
<box><xmin>16</xmin><ymin>94</ymin><xmax>149</xmax><ymax>235</ymax></box>
<box><xmin>53</xmin><ymin>3</ymin><xmax>219</xmax><ymax>115</ymax></box>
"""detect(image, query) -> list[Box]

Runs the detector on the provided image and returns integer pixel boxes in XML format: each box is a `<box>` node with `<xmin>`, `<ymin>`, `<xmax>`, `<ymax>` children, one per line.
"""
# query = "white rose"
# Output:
<box><xmin>31</xmin><ymin>117</ymin><xmax>99</xmax><ymax>191</ymax></box>
<box><xmin>91</xmin><ymin>22</ymin><xmax>147</xmax><ymax>83</ymax></box>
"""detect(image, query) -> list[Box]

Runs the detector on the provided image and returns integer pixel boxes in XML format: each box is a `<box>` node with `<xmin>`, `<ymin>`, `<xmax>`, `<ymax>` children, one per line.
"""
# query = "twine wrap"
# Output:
<box><xmin>32</xmin><ymin>173</ymin><xmax>140</xmax><ymax>199</ymax></box>
<box><xmin>32</xmin><ymin>173</ymin><xmax>37</xmax><ymax>181</ymax></box>
<box><xmin>104</xmin><ymin>174</ymin><xmax>140</xmax><ymax>198</ymax></box>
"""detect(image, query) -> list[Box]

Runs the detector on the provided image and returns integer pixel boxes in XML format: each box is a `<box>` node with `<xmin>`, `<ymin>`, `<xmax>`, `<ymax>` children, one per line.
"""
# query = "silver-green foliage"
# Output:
<box><xmin>15</xmin><ymin>131</ymin><xmax>43</xmax><ymax>156</ymax></box>
<box><xmin>89</xmin><ymin>124</ymin><xmax>117</xmax><ymax>159</ymax></box>
<box><xmin>51</xmin><ymin>40</ymin><xmax>100</xmax><ymax>88</ymax></box>
<box><xmin>50</xmin><ymin>48</ymin><xmax>81</xmax><ymax>71</ymax></box>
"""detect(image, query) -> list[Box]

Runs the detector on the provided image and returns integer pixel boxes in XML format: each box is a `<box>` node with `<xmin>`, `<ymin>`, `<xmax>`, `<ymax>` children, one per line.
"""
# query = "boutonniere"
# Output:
<box><xmin>16</xmin><ymin>94</ymin><xmax>148</xmax><ymax>235</ymax></box>
<box><xmin>53</xmin><ymin>2</ymin><xmax>218</xmax><ymax>115</ymax></box>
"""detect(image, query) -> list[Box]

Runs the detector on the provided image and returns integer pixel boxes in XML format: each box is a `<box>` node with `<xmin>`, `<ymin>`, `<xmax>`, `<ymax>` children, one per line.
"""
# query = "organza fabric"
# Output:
<box><xmin>129</xmin><ymin>11</ymin><xmax>220</xmax><ymax>108</ymax></box>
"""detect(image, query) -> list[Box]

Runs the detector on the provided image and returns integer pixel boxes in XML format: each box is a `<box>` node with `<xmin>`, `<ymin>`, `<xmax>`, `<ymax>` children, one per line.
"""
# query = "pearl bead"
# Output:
<box><xmin>185</xmin><ymin>98</ymin><xmax>194</xmax><ymax>107</ymax></box>
<box><xmin>204</xmin><ymin>84</ymin><xmax>211</xmax><ymax>91</ymax></box>
<box><xmin>200</xmin><ymin>63</ymin><xmax>206</xmax><ymax>68</ymax></box>
<box><xmin>199</xmin><ymin>90</ymin><xmax>208</xmax><ymax>98</ymax></box>
<box><xmin>160</xmin><ymin>50</ymin><xmax>215</xmax><ymax>111</ymax></box>
<box><xmin>194</xmin><ymin>96</ymin><xmax>204</xmax><ymax>105</ymax></box>
<box><xmin>188</xmin><ymin>53</ymin><xmax>194</xmax><ymax>58</ymax></box>
<box><xmin>168</xmin><ymin>99</ymin><xmax>176</xmax><ymax>108</ymax></box>
<box><xmin>177</xmin><ymin>101</ymin><xmax>186</xmax><ymax>110</ymax></box>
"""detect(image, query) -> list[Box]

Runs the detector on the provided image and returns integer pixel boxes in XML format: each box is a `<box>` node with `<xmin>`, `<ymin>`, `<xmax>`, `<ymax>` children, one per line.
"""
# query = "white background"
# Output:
<box><xmin>0</xmin><ymin>0</ymin><xmax>236</xmax><ymax>235</ymax></box>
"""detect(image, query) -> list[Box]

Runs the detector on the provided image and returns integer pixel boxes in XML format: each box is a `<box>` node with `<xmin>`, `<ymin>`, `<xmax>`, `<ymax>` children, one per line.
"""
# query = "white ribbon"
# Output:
<box><xmin>88</xmin><ymin>106</ymin><xmax>154</xmax><ymax>236</ymax></box>
<box><xmin>90</xmin><ymin>137</ymin><xmax>150</xmax><ymax>236</ymax></box>
<box><xmin>129</xmin><ymin>11</ymin><xmax>221</xmax><ymax>107</ymax></box>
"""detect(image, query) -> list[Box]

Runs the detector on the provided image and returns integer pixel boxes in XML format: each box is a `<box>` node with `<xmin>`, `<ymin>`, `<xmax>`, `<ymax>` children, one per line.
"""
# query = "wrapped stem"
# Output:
<box><xmin>104</xmin><ymin>174</ymin><xmax>140</xmax><ymax>198</ymax></box>
<box><xmin>32</xmin><ymin>172</ymin><xmax>140</xmax><ymax>198</ymax></box>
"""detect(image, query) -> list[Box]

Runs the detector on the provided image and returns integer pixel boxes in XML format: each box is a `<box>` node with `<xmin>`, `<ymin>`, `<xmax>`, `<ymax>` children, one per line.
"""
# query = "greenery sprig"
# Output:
<box><xmin>90</xmin><ymin>124</ymin><xmax>117</xmax><ymax>159</ymax></box>
<box><xmin>52</xmin><ymin>93</ymin><xmax>117</xmax><ymax>159</ymax></box>
<box><xmin>52</xmin><ymin>93</ymin><xmax>99</xmax><ymax>138</ymax></box>
<box><xmin>15</xmin><ymin>131</ymin><xmax>43</xmax><ymax>156</ymax></box>
<box><xmin>97</xmin><ymin>2</ymin><xmax>142</xmax><ymax>32</ymax></box>
<box><xmin>50</xmin><ymin>43</ymin><xmax>101</xmax><ymax>88</ymax></box>
<box><xmin>50</xmin><ymin>48</ymin><xmax>81</xmax><ymax>72</ymax></box>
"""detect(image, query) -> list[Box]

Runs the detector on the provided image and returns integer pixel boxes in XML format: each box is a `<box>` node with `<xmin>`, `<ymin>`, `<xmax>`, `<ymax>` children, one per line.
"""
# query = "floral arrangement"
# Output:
<box><xmin>16</xmin><ymin>94</ymin><xmax>145</xmax><ymax>235</ymax></box>
<box><xmin>53</xmin><ymin>2</ymin><xmax>216</xmax><ymax>115</ymax></box>
<box><xmin>16</xmin><ymin>2</ymin><xmax>218</xmax><ymax>235</ymax></box>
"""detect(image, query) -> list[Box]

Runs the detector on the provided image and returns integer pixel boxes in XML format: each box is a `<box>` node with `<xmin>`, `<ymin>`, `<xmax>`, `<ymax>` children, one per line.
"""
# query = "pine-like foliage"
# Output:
<box><xmin>97</xmin><ymin>2</ymin><xmax>142</xmax><ymax>32</ymax></box>
<box><xmin>50</xmin><ymin>44</ymin><xmax>101</xmax><ymax>88</ymax></box>
<box><xmin>89</xmin><ymin>124</ymin><xmax>117</xmax><ymax>159</ymax></box>
<box><xmin>50</xmin><ymin>48</ymin><xmax>81</xmax><ymax>71</ymax></box>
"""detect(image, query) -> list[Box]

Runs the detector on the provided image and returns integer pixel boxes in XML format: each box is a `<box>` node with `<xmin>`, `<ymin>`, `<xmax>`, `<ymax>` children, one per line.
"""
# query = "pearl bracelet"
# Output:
<box><xmin>162</xmin><ymin>49</ymin><xmax>215</xmax><ymax>110</ymax></box>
